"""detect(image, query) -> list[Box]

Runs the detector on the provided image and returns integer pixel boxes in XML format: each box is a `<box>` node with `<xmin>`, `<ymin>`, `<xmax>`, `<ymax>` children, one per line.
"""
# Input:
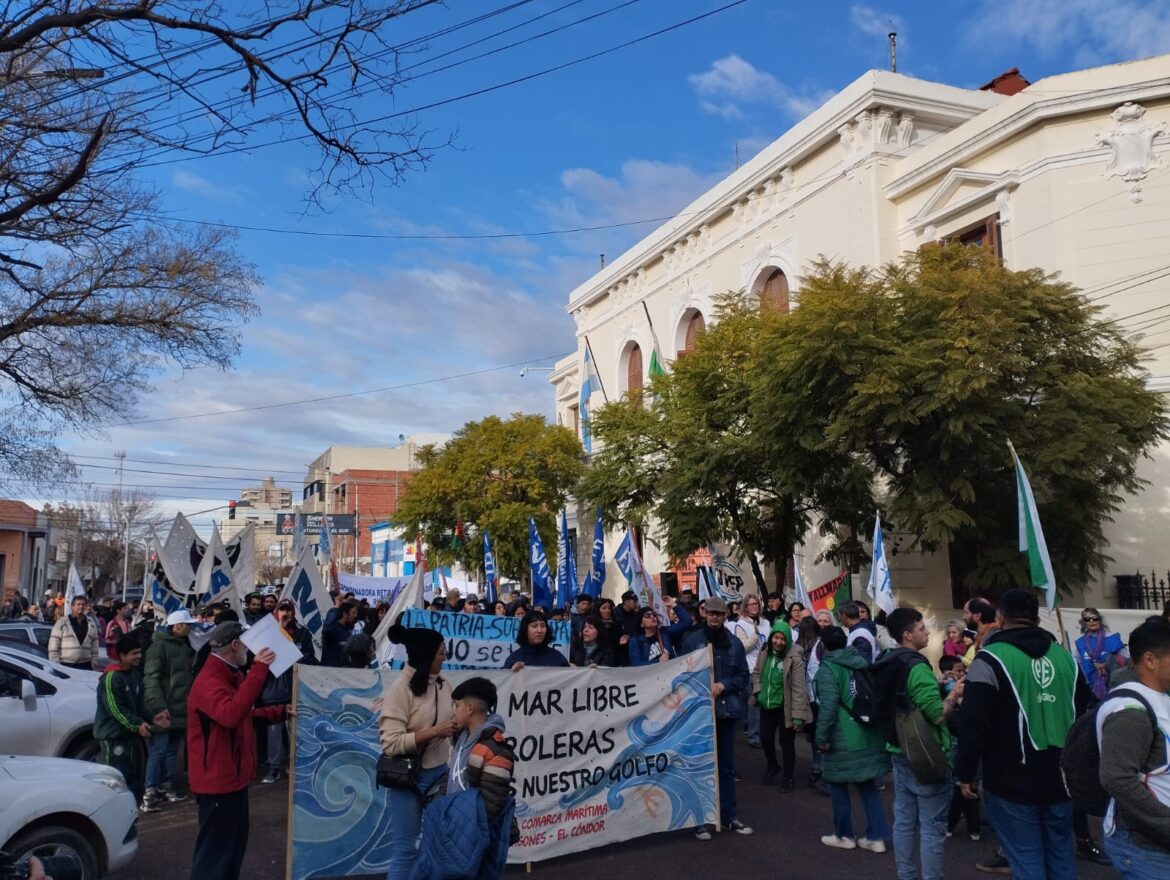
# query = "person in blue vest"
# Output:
<box><xmin>955</xmin><ymin>589</ymin><xmax>1091</xmax><ymax>880</ymax></box>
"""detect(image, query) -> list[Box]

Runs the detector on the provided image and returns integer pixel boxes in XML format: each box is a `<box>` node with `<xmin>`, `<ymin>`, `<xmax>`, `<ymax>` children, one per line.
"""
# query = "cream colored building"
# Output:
<box><xmin>550</xmin><ymin>55</ymin><xmax>1170</xmax><ymax>616</ymax></box>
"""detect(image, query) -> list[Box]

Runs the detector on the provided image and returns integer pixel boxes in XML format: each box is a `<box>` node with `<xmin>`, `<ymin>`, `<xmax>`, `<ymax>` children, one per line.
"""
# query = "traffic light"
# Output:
<box><xmin>228</xmin><ymin>500</ymin><xmax>237</xmax><ymax>520</ymax></box>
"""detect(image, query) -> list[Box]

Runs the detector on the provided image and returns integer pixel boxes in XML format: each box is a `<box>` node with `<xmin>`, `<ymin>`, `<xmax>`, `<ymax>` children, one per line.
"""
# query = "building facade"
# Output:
<box><xmin>550</xmin><ymin>55</ymin><xmax>1170</xmax><ymax>614</ymax></box>
<box><xmin>0</xmin><ymin>501</ymin><xmax>49</xmax><ymax>605</ymax></box>
<box><xmin>301</xmin><ymin>435</ymin><xmax>449</xmax><ymax>572</ymax></box>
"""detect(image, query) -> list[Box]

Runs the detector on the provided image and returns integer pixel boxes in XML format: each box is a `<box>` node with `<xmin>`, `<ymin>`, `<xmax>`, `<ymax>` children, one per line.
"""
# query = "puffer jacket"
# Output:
<box><xmin>143</xmin><ymin>627</ymin><xmax>195</xmax><ymax>730</ymax></box>
<box><xmin>410</xmin><ymin>788</ymin><xmax>514</xmax><ymax>880</ymax></box>
<box><xmin>814</xmin><ymin>647</ymin><xmax>890</xmax><ymax>784</ymax></box>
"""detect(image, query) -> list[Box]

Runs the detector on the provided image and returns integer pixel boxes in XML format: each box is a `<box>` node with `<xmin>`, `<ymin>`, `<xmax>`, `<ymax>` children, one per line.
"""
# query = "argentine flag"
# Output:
<box><xmin>579</xmin><ymin>346</ymin><xmax>600</xmax><ymax>453</ymax></box>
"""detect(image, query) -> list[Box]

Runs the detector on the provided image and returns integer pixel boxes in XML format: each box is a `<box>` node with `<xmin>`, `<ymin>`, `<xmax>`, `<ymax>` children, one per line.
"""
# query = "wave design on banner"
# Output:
<box><xmin>293</xmin><ymin>670</ymin><xmax>391</xmax><ymax>878</ymax></box>
<box><xmin>553</xmin><ymin>664</ymin><xmax>716</xmax><ymax>829</ymax></box>
<box><xmin>291</xmin><ymin>657</ymin><xmax>718</xmax><ymax>876</ymax></box>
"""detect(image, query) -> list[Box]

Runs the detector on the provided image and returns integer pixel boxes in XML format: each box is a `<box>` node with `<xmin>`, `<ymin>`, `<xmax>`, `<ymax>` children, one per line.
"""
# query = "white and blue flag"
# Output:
<box><xmin>579</xmin><ymin>346</ymin><xmax>600</xmax><ymax>453</ymax></box>
<box><xmin>865</xmin><ymin>513</ymin><xmax>895</xmax><ymax>615</ymax></box>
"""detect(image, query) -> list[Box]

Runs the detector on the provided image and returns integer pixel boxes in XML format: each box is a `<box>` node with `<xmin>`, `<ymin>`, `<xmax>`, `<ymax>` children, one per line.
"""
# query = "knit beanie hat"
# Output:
<box><xmin>389</xmin><ymin>624</ymin><xmax>444</xmax><ymax>670</ymax></box>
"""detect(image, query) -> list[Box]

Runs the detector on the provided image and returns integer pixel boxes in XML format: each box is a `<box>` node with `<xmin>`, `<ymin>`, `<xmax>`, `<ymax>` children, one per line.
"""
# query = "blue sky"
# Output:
<box><xmin>36</xmin><ymin>0</ymin><xmax>1170</xmax><ymax>530</ymax></box>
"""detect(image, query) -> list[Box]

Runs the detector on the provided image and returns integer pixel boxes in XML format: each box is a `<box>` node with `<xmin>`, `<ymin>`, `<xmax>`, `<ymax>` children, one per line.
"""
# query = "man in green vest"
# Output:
<box><xmin>955</xmin><ymin>589</ymin><xmax>1090</xmax><ymax>880</ymax></box>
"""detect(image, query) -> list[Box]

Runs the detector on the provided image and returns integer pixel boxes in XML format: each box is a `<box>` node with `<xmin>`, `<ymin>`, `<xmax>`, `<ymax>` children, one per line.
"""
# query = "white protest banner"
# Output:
<box><xmin>289</xmin><ymin>653</ymin><xmax>718</xmax><ymax>877</ymax></box>
<box><xmin>163</xmin><ymin>513</ymin><xmax>203</xmax><ymax>594</ymax></box>
<box><xmin>337</xmin><ymin>572</ymin><xmax>410</xmax><ymax>602</ymax></box>
<box><xmin>194</xmin><ymin>524</ymin><xmax>233</xmax><ymax>605</ymax></box>
<box><xmin>240</xmin><ymin>613</ymin><xmax>303</xmax><ymax>678</ymax></box>
<box><xmin>227</xmin><ymin>523</ymin><xmax>257</xmax><ymax>605</ymax></box>
<box><xmin>386</xmin><ymin>608</ymin><xmax>571</xmax><ymax>670</ymax></box>
<box><xmin>280</xmin><ymin>544</ymin><xmax>332</xmax><ymax>658</ymax></box>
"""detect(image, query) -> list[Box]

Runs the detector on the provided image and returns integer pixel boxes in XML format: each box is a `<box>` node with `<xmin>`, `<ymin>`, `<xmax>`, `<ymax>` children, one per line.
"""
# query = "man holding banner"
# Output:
<box><xmin>682</xmin><ymin>596</ymin><xmax>753</xmax><ymax>839</ymax></box>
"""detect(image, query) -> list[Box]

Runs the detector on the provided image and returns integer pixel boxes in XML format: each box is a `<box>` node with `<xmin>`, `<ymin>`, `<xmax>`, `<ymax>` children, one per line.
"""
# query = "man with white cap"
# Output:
<box><xmin>142</xmin><ymin>608</ymin><xmax>196</xmax><ymax>812</ymax></box>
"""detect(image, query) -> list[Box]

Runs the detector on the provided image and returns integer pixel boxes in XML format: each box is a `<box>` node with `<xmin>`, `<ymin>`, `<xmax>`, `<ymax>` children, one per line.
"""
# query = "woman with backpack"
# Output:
<box><xmin>813</xmin><ymin>625</ymin><xmax>892</xmax><ymax>853</ymax></box>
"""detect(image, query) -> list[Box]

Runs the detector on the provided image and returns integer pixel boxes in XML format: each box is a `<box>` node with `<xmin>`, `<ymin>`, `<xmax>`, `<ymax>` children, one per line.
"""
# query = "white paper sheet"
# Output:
<box><xmin>240</xmin><ymin>613</ymin><xmax>303</xmax><ymax>678</ymax></box>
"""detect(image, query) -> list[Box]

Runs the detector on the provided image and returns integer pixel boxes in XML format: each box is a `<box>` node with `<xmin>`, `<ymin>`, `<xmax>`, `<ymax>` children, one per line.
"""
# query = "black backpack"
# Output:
<box><xmin>846</xmin><ymin>648</ymin><xmax>922</xmax><ymax>730</ymax></box>
<box><xmin>1061</xmin><ymin>685</ymin><xmax>1157</xmax><ymax>816</ymax></box>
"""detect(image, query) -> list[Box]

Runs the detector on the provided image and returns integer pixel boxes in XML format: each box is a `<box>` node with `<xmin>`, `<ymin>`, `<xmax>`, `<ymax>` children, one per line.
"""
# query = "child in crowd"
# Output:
<box><xmin>94</xmin><ymin>628</ymin><xmax>171</xmax><ymax>806</ymax></box>
<box><xmin>939</xmin><ymin>655</ymin><xmax>979</xmax><ymax>841</ymax></box>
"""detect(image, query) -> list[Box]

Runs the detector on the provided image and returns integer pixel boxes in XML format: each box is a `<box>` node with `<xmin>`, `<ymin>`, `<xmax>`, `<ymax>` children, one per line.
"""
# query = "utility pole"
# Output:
<box><xmin>115</xmin><ymin>450</ymin><xmax>129</xmax><ymax>601</ymax></box>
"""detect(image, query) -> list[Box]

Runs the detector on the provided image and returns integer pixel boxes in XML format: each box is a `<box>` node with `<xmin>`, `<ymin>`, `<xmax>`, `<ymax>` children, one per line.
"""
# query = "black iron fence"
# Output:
<box><xmin>1115</xmin><ymin>572</ymin><xmax>1170</xmax><ymax>611</ymax></box>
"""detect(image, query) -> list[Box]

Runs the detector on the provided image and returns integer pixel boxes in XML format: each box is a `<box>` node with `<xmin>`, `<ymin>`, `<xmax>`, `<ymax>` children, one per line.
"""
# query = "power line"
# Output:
<box><xmin>132</xmin><ymin>0</ymin><xmax>595</xmax><ymax>157</ymax></box>
<box><xmin>137</xmin><ymin>0</ymin><xmax>749</xmax><ymax>169</ymax></box>
<box><xmin>65</xmin><ymin>453</ymin><xmax>307</xmax><ymax>476</ymax></box>
<box><xmin>102</xmin><ymin>352</ymin><xmax>568</xmax><ymax>427</ymax></box>
<box><xmin>177</xmin><ymin>211</ymin><xmax>706</xmax><ymax>240</ymax></box>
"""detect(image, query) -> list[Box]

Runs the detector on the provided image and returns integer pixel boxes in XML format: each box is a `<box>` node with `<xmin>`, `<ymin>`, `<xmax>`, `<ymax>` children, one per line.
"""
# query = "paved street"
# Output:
<box><xmin>110</xmin><ymin>733</ymin><xmax>1118</xmax><ymax>880</ymax></box>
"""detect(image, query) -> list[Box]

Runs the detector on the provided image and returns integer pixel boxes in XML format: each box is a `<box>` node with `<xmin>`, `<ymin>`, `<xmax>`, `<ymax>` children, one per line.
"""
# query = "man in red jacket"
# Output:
<box><xmin>186</xmin><ymin>621</ymin><xmax>282</xmax><ymax>880</ymax></box>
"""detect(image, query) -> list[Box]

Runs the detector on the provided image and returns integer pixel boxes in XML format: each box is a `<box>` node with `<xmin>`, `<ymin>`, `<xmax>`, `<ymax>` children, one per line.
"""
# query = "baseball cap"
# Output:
<box><xmin>276</xmin><ymin>597</ymin><xmax>295</xmax><ymax>611</ymax></box>
<box><xmin>166</xmin><ymin>609</ymin><xmax>195</xmax><ymax>626</ymax></box>
<box><xmin>208</xmin><ymin>621</ymin><xmax>247</xmax><ymax>647</ymax></box>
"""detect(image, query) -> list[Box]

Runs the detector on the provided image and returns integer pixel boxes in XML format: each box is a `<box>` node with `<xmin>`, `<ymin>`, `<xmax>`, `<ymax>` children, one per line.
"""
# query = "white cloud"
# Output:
<box><xmin>688</xmin><ymin>55</ymin><xmax>831</xmax><ymax>120</ymax></box>
<box><xmin>968</xmin><ymin>0</ymin><xmax>1170</xmax><ymax>65</ymax></box>
<box><xmin>170</xmin><ymin>170</ymin><xmax>243</xmax><ymax>202</ymax></box>
<box><xmin>850</xmin><ymin>5</ymin><xmax>904</xmax><ymax>40</ymax></box>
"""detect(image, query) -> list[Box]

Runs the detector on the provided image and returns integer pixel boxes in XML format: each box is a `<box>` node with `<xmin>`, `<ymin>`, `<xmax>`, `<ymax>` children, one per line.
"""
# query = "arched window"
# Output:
<box><xmin>760</xmin><ymin>268</ymin><xmax>790</xmax><ymax>313</ymax></box>
<box><xmin>626</xmin><ymin>344</ymin><xmax>643</xmax><ymax>395</ymax></box>
<box><xmin>680</xmin><ymin>311</ymin><xmax>705</xmax><ymax>355</ymax></box>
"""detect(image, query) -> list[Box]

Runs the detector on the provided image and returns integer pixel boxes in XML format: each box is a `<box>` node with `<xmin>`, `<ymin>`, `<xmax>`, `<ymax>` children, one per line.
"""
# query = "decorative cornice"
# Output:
<box><xmin>565</xmin><ymin>72</ymin><xmax>999</xmax><ymax>313</ymax></box>
<box><xmin>886</xmin><ymin>76</ymin><xmax>1170</xmax><ymax>200</ymax></box>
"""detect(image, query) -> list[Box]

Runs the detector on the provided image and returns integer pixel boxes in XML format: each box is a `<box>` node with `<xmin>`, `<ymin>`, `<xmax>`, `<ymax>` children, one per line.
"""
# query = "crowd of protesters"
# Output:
<box><xmin>5</xmin><ymin>581</ymin><xmax>1170</xmax><ymax>880</ymax></box>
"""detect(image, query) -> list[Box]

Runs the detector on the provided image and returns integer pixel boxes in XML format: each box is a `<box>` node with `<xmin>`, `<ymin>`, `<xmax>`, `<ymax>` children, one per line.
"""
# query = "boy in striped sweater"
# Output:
<box><xmin>93</xmin><ymin>628</ymin><xmax>171</xmax><ymax>807</ymax></box>
<box><xmin>448</xmin><ymin>677</ymin><xmax>517</xmax><ymax>825</ymax></box>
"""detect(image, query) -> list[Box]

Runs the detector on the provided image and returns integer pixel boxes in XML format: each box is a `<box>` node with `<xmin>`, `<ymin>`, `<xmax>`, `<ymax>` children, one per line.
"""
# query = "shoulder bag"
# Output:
<box><xmin>376</xmin><ymin>680</ymin><xmax>440</xmax><ymax>790</ymax></box>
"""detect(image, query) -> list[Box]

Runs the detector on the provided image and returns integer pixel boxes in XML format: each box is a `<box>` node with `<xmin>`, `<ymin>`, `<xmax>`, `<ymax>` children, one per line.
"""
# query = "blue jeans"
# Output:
<box><xmin>829</xmin><ymin>780</ymin><xmax>890</xmax><ymax>841</ymax></box>
<box><xmin>746</xmin><ymin>704</ymin><xmax>760</xmax><ymax>743</ymax></box>
<box><xmin>892</xmin><ymin>755</ymin><xmax>950</xmax><ymax>880</ymax></box>
<box><xmin>1104</xmin><ymin>824</ymin><xmax>1170</xmax><ymax>880</ymax></box>
<box><xmin>384</xmin><ymin>763</ymin><xmax>446</xmax><ymax>880</ymax></box>
<box><xmin>983</xmin><ymin>791</ymin><xmax>1075</xmax><ymax>880</ymax></box>
<box><xmin>266</xmin><ymin>721</ymin><xmax>286</xmax><ymax>771</ymax></box>
<box><xmin>145</xmin><ymin>728</ymin><xmax>183</xmax><ymax>790</ymax></box>
<box><xmin>715</xmin><ymin>718</ymin><xmax>738</xmax><ymax>825</ymax></box>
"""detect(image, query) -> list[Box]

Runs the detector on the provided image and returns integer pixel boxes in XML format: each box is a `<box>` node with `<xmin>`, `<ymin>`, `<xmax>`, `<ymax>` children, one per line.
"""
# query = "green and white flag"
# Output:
<box><xmin>1009</xmin><ymin>441</ymin><xmax>1057</xmax><ymax>609</ymax></box>
<box><xmin>648</xmin><ymin>348</ymin><xmax>667</xmax><ymax>381</ymax></box>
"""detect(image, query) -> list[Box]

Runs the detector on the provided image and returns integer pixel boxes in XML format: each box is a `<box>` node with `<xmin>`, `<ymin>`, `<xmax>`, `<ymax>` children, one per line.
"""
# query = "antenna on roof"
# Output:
<box><xmin>888</xmin><ymin>23</ymin><xmax>897</xmax><ymax>73</ymax></box>
<box><xmin>734</xmin><ymin>142</ymin><xmax>740</xmax><ymax>170</ymax></box>
<box><xmin>600</xmin><ymin>254</ymin><xmax>606</xmax><ymax>269</ymax></box>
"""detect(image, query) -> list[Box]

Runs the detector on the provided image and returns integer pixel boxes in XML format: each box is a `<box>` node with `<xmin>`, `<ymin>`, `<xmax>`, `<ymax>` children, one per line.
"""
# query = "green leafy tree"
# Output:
<box><xmin>579</xmin><ymin>294</ymin><xmax>871</xmax><ymax>593</ymax></box>
<box><xmin>753</xmin><ymin>243</ymin><xmax>1169</xmax><ymax>594</ymax></box>
<box><xmin>392</xmin><ymin>414</ymin><xmax>584</xmax><ymax>584</ymax></box>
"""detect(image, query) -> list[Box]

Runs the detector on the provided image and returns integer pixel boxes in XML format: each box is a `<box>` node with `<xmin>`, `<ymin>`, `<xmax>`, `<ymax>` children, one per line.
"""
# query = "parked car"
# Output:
<box><xmin>0</xmin><ymin>621</ymin><xmax>112</xmax><ymax>671</ymax></box>
<box><xmin>0</xmin><ymin>621</ymin><xmax>52</xmax><ymax>650</ymax></box>
<box><xmin>0</xmin><ymin>644</ymin><xmax>101</xmax><ymax>761</ymax></box>
<box><xmin>0</xmin><ymin>754</ymin><xmax>138</xmax><ymax>879</ymax></box>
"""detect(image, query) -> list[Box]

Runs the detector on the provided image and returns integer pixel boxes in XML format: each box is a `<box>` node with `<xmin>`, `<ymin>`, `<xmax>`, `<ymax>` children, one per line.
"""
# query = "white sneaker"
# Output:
<box><xmin>858</xmin><ymin>838</ymin><xmax>887</xmax><ymax>853</ymax></box>
<box><xmin>694</xmin><ymin>826</ymin><xmax>713</xmax><ymax>841</ymax></box>
<box><xmin>821</xmin><ymin>835</ymin><xmax>857</xmax><ymax>850</ymax></box>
